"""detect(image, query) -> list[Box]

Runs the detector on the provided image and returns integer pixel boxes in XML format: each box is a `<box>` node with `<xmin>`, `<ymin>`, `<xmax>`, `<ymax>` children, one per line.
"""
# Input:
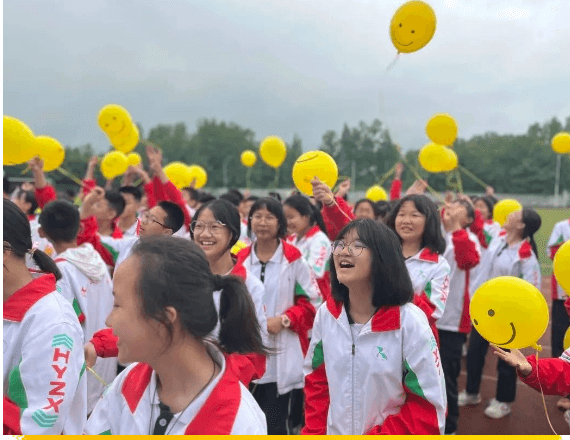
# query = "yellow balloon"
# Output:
<box><xmin>390</xmin><ymin>1</ymin><xmax>436</xmax><ymax>54</ymax></box>
<box><xmin>564</xmin><ymin>326</ymin><xmax>570</xmax><ymax>351</ymax></box>
<box><xmin>426</xmin><ymin>113</ymin><xmax>458</xmax><ymax>146</ymax></box>
<box><xmin>127</xmin><ymin>152</ymin><xmax>142</xmax><ymax>167</ymax></box>
<box><xmin>3</xmin><ymin>116</ymin><xmax>37</xmax><ymax>165</ymax></box>
<box><xmin>551</xmin><ymin>132</ymin><xmax>570</xmax><ymax>154</ymax></box>
<box><xmin>292</xmin><ymin>151</ymin><xmax>338</xmax><ymax>196</ymax></box>
<box><xmin>365</xmin><ymin>185</ymin><xmax>388</xmax><ymax>202</ymax></box>
<box><xmin>259</xmin><ymin>136</ymin><xmax>287</xmax><ymax>169</ymax></box>
<box><xmin>241</xmin><ymin>150</ymin><xmax>257</xmax><ymax>168</ymax></box>
<box><xmin>470</xmin><ymin>276</ymin><xmax>549</xmax><ymax>350</ymax></box>
<box><xmin>163</xmin><ymin>162</ymin><xmax>192</xmax><ymax>189</ymax></box>
<box><xmin>440</xmin><ymin>146</ymin><xmax>458</xmax><ymax>172</ymax></box>
<box><xmin>110</xmin><ymin>124</ymin><xmax>139</xmax><ymax>154</ymax></box>
<box><xmin>418</xmin><ymin>142</ymin><xmax>447</xmax><ymax>173</ymax></box>
<box><xmin>35</xmin><ymin>136</ymin><xmax>65</xmax><ymax>172</ymax></box>
<box><xmin>231</xmin><ymin>240</ymin><xmax>248</xmax><ymax>255</ymax></box>
<box><xmin>98</xmin><ymin>104</ymin><xmax>132</xmax><ymax>135</ymax></box>
<box><xmin>100</xmin><ymin>151</ymin><xmax>128</xmax><ymax>180</ymax></box>
<box><xmin>493</xmin><ymin>199</ymin><xmax>522</xmax><ymax>227</ymax></box>
<box><xmin>553</xmin><ymin>240</ymin><xmax>570</xmax><ymax>293</ymax></box>
<box><xmin>187</xmin><ymin>165</ymin><xmax>208</xmax><ymax>189</ymax></box>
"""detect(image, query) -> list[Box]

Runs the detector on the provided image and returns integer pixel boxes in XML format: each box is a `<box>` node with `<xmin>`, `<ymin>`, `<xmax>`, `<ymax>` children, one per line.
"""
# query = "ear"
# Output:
<box><xmin>164</xmin><ymin>306</ymin><xmax>178</xmax><ymax>326</ymax></box>
<box><xmin>163</xmin><ymin>228</ymin><xmax>174</xmax><ymax>236</ymax></box>
<box><xmin>38</xmin><ymin>226</ymin><xmax>46</xmax><ymax>239</ymax></box>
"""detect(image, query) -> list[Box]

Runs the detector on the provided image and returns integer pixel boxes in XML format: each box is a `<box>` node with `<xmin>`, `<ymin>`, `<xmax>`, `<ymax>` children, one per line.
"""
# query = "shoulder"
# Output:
<box><xmin>282</xmin><ymin>240</ymin><xmax>303</xmax><ymax>263</ymax></box>
<box><xmin>231</xmin><ymin>383</ymin><xmax>267</xmax><ymax>434</ymax></box>
<box><xmin>400</xmin><ymin>303</ymin><xmax>431</xmax><ymax>332</ymax></box>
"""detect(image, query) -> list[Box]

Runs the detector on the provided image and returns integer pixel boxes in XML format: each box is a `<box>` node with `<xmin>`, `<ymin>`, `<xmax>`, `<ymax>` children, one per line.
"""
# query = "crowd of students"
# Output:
<box><xmin>3</xmin><ymin>146</ymin><xmax>570</xmax><ymax>435</ymax></box>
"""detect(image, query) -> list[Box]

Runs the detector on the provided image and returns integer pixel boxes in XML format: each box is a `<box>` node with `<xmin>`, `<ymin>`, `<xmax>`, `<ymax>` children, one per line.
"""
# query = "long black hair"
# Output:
<box><xmin>354</xmin><ymin>199</ymin><xmax>379</xmax><ymax>217</ymax></box>
<box><xmin>387</xmin><ymin>195</ymin><xmax>446</xmax><ymax>255</ymax></box>
<box><xmin>247</xmin><ymin>197</ymin><xmax>288</xmax><ymax>240</ymax></box>
<box><xmin>190</xmin><ymin>199</ymin><xmax>241</xmax><ymax>251</ymax></box>
<box><xmin>130</xmin><ymin>236</ymin><xmax>268</xmax><ymax>355</ymax></box>
<box><xmin>330</xmin><ymin>218</ymin><xmax>414</xmax><ymax>308</ymax></box>
<box><xmin>3</xmin><ymin>199</ymin><xmax>61</xmax><ymax>280</ymax></box>
<box><xmin>283</xmin><ymin>194</ymin><xmax>328</xmax><ymax>235</ymax></box>
<box><xmin>521</xmin><ymin>208</ymin><xmax>541</xmax><ymax>258</ymax></box>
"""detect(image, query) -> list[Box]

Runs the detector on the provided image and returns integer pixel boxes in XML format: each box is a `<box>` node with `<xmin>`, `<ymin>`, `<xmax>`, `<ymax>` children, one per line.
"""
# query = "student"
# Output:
<box><xmin>237</xmin><ymin>197</ymin><xmax>318</xmax><ymax>435</ymax></box>
<box><xmin>387</xmin><ymin>194</ymin><xmax>450</xmax><ymax>344</ymax></box>
<box><xmin>284</xmin><ymin>194</ymin><xmax>332</xmax><ymax>305</ymax></box>
<box><xmin>311</xmin><ymin>179</ymin><xmax>355</xmax><ymax>241</ymax></box>
<box><xmin>353</xmin><ymin>199</ymin><xmax>379</xmax><ymax>220</ymax></box>
<box><xmin>181</xmin><ymin>187</ymin><xmax>200</xmax><ymax>217</ymax></box>
<box><xmin>84</xmin><ymin>236</ymin><xmax>268</xmax><ymax>435</ymax></box>
<box><xmin>117</xmin><ymin>186</ymin><xmax>143</xmax><ymax>237</ymax></box>
<box><xmin>238</xmin><ymin>195</ymin><xmax>259</xmax><ymax>245</ymax></box>
<box><xmin>437</xmin><ymin>199</ymin><xmax>481</xmax><ymax>434</ymax></box>
<box><xmin>38</xmin><ymin>200</ymin><xmax>117</xmax><ymax>413</ymax></box>
<box><xmin>12</xmin><ymin>188</ymin><xmax>38</xmax><ymax>221</ymax></box>
<box><xmin>3</xmin><ymin>199</ymin><xmax>87</xmax><ymax>434</ymax></box>
<box><xmin>302</xmin><ymin>218</ymin><xmax>446</xmax><ymax>435</ymax></box>
<box><xmin>473</xmin><ymin>196</ymin><xmax>501</xmax><ymax>247</ymax></box>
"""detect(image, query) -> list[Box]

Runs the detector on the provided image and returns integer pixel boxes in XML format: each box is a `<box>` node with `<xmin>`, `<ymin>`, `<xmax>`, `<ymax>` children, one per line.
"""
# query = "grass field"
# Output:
<box><xmin>535</xmin><ymin>208</ymin><xmax>569</xmax><ymax>275</ymax></box>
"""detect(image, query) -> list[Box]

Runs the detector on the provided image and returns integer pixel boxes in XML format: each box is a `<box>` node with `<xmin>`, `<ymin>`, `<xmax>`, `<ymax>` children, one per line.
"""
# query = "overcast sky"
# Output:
<box><xmin>4</xmin><ymin>0</ymin><xmax>570</xmax><ymax>154</ymax></box>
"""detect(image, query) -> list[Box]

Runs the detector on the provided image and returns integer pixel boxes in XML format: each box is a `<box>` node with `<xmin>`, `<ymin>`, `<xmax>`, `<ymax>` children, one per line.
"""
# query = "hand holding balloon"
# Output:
<box><xmin>311</xmin><ymin>177</ymin><xmax>335</xmax><ymax>206</ymax></box>
<box><xmin>492</xmin><ymin>346</ymin><xmax>532</xmax><ymax>376</ymax></box>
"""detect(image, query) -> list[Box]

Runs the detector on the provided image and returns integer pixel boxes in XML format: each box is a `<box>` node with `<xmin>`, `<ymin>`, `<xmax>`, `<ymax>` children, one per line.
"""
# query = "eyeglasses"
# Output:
<box><xmin>250</xmin><ymin>213</ymin><xmax>278</xmax><ymax>223</ymax></box>
<box><xmin>331</xmin><ymin>240</ymin><xmax>368</xmax><ymax>256</ymax></box>
<box><xmin>191</xmin><ymin>220</ymin><xmax>227</xmax><ymax>235</ymax></box>
<box><xmin>141</xmin><ymin>211</ymin><xmax>169</xmax><ymax>229</ymax></box>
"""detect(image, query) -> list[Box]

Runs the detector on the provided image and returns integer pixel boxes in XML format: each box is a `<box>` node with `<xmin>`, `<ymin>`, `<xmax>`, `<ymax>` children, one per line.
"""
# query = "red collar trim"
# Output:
<box><xmin>230</xmin><ymin>261</ymin><xmax>247</xmax><ymax>281</ymax></box>
<box><xmin>417</xmin><ymin>248</ymin><xmax>439</xmax><ymax>263</ymax></box>
<box><xmin>371</xmin><ymin>306</ymin><xmax>401</xmax><ymax>332</ymax></box>
<box><xmin>282</xmin><ymin>240</ymin><xmax>302</xmax><ymax>263</ymax></box>
<box><xmin>3</xmin><ymin>274</ymin><xmax>57</xmax><ymax>322</ymax></box>
<box><xmin>27</xmin><ymin>214</ymin><xmax>36</xmax><ymax>222</ymax></box>
<box><xmin>499</xmin><ymin>230</ymin><xmax>507</xmax><ymax>237</ymax></box>
<box><xmin>484</xmin><ymin>219</ymin><xmax>495</xmax><ymax>225</ymax></box>
<box><xmin>236</xmin><ymin>245</ymin><xmax>253</xmax><ymax>265</ymax></box>
<box><xmin>112</xmin><ymin>221</ymin><xmax>123</xmax><ymax>239</ymax></box>
<box><xmin>304</xmin><ymin>225</ymin><xmax>321</xmax><ymax>239</ymax></box>
<box><xmin>326</xmin><ymin>296</ymin><xmax>344</xmax><ymax>319</ymax></box>
<box><xmin>518</xmin><ymin>240</ymin><xmax>532</xmax><ymax>259</ymax></box>
<box><xmin>121</xmin><ymin>363</ymin><xmax>153</xmax><ymax>413</ymax></box>
<box><xmin>184</xmin><ymin>368</ymin><xmax>241</xmax><ymax>434</ymax></box>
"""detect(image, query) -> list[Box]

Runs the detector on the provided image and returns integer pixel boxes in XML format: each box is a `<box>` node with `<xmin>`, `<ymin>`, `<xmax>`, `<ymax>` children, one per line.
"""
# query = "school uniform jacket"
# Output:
<box><xmin>237</xmin><ymin>240</ymin><xmax>317</xmax><ymax>395</ymax></box>
<box><xmin>3</xmin><ymin>274</ymin><xmax>87</xmax><ymax>434</ymax></box>
<box><xmin>302</xmin><ymin>298</ymin><xmax>447</xmax><ymax>435</ymax></box>
<box><xmin>321</xmin><ymin>196</ymin><xmax>355</xmax><ymax>241</ymax></box>
<box><xmin>405</xmin><ymin>248</ymin><xmax>451</xmax><ymax>342</ymax></box>
<box><xmin>286</xmin><ymin>225</ymin><xmax>332</xmax><ymax>305</ymax></box>
<box><xmin>547</xmin><ymin>218</ymin><xmax>570</xmax><ymax>300</ymax></box>
<box><xmin>85</xmin><ymin>344</ymin><xmax>267</xmax><ymax>435</ymax></box>
<box><xmin>518</xmin><ymin>348</ymin><xmax>570</xmax><ymax>396</ymax></box>
<box><xmin>436</xmin><ymin>228</ymin><xmax>481</xmax><ymax>334</ymax></box>
<box><xmin>55</xmin><ymin>243</ymin><xmax>117</xmax><ymax>413</ymax></box>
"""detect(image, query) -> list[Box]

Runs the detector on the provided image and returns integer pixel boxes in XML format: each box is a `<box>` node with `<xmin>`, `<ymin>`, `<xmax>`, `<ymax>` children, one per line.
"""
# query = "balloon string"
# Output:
<box><xmin>535</xmin><ymin>350</ymin><xmax>558</xmax><ymax>435</ymax></box>
<box><xmin>325</xmin><ymin>194</ymin><xmax>354</xmax><ymax>222</ymax></box>
<box><xmin>386</xmin><ymin>52</ymin><xmax>401</xmax><ymax>72</ymax></box>
<box><xmin>87</xmin><ymin>366</ymin><xmax>108</xmax><ymax>388</ymax></box>
<box><xmin>273</xmin><ymin>168</ymin><xmax>280</xmax><ymax>188</ymax></box>
<box><xmin>456</xmin><ymin>168</ymin><xmax>463</xmax><ymax>194</ymax></box>
<box><xmin>377</xmin><ymin>163</ymin><xmax>398</xmax><ymax>187</ymax></box>
<box><xmin>57</xmin><ymin>167</ymin><xmax>88</xmax><ymax>188</ymax></box>
<box><xmin>246</xmin><ymin>167</ymin><xmax>252</xmax><ymax>190</ymax></box>
<box><xmin>458</xmin><ymin>165</ymin><xmax>489</xmax><ymax>190</ymax></box>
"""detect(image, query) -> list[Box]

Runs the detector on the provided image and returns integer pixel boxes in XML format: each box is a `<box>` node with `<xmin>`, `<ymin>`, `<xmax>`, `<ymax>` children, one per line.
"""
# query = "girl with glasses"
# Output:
<box><xmin>303</xmin><ymin>218</ymin><xmax>446</xmax><ymax>435</ymax></box>
<box><xmin>237</xmin><ymin>197</ymin><xmax>318</xmax><ymax>435</ymax></box>
<box><xmin>85</xmin><ymin>237</ymin><xmax>268</xmax><ymax>434</ymax></box>
<box><xmin>386</xmin><ymin>195</ymin><xmax>450</xmax><ymax>345</ymax></box>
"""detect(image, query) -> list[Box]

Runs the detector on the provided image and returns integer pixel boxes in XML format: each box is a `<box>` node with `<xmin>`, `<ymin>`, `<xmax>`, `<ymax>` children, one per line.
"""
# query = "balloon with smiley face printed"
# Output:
<box><xmin>470</xmin><ymin>276</ymin><xmax>549</xmax><ymax>351</ymax></box>
<box><xmin>390</xmin><ymin>1</ymin><xmax>436</xmax><ymax>54</ymax></box>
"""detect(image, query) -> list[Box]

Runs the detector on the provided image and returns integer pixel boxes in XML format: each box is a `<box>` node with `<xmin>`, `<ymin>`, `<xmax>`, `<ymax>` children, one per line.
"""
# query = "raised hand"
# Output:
<box><xmin>311</xmin><ymin>177</ymin><xmax>335</xmax><ymax>205</ymax></box>
<box><xmin>492</xmin><ymin>345</ymin><xmax>532</xmax><ymax>376</ymax></box>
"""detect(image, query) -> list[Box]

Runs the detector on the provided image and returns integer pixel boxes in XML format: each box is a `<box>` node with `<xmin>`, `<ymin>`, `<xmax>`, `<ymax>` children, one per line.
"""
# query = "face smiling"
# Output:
<box><xmin>283</xmin><ymin>204</ymin><xmax>311</xmax><ymax>237</ymax></box>
<box><xmin>390</xmin><ymin>1</ymin><xmax>437</xmax><ymax>54</ymax></box>
<box><xmin>333</xmin><ymin>229</ymin><xmax>372</xmax><ymax>289</ymax></box>
<box><xmin>395</xmin><ymin>200</ymin><xmax>426</xmax><ymax>245</ymax></box>
<box><xmin>192</xmin><ymin>208</ymin><xmax>232</xmax><ymax>262</ymax></box>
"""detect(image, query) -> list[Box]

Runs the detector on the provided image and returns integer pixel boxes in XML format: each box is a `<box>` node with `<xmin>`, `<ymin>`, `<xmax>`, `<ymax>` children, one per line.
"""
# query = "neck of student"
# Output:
<box><xmin>53</xmin><ymin>240</ymin><xmax>79</xmax><ymax>255</ymax></box>
<box><xmin>347</xmin><ymin>281</ymin><xmax>376</xmax><ymax>324</ymax></box>
<box><xmin>3</xmin><ymin>262</ymin><xmax>34</xmax><ymax>302</ymax></box>
<box><xmin>296</xmin><ymin>224</ymin><xmax>312</xmax><ymax>241</ymax></box>
<box><xmin>255</xmin><ymin>238</ymin><xmax>279</xmax><ymax>261</ymax></box>
<box><xmin>118</xmin><ymin>215</ymin><xmax>137</xmax><ymax>232</ymax></box>
<box><xmin>209</xmin><ymin>251</ymin><xmax>235</xmax><ymax>276</ymax></box>
<box><xmin>402</xmin><ymin>239</ymin><xmax>421</xmax><ymax>259</ymax></box>
<box><xmin>152</xmin><ymin>337</ymin><xmax>218</xmax><ymax>414</ymax></box>
<box><xmin>98</xmin><ymin>219</ymin><xmax>114</xmax><ymax>236</ymax></box>
<box><xmin>505</xmin><ymin>229</ymin><xmax>523</xmax><ymax>247</ymax></box>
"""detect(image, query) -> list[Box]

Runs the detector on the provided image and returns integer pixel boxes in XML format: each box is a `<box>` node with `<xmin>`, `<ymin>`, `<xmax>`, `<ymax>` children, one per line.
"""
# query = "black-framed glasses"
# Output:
<box><xmin>141</xmin><ymin>211</ymin><xmax>169</xmax><ymax>229</ymax></box>
<box><xmin>191</xmin><ymin>220</ymin><xmax>227</xmax><ymax>234</ymax></box>
<box><xmin>331</xmin><ymin>240</ymin><xmax>368</xmax><ymax>256</ymax></box>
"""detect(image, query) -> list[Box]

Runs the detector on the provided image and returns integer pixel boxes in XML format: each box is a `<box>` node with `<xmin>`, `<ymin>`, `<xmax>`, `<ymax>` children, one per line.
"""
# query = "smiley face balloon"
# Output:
<box><xmin>390</xmin><ymin>1</ymin><xmax>437</xmax><ymax>54</ymax></box>
<box><xmin>470</xmin><ymin>276</ymin><xmax>549</xmax><ymax>350</ymax></box>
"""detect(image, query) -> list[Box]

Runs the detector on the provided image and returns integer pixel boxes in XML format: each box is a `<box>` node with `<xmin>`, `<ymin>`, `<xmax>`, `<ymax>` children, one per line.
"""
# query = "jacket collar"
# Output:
<box><xmin>3</xmin><ymin>274</ymin><xmax>57</xmax><ymax>322</ymax></box>
<box><xmin>410</xmin><ymin>247</ymin><xmax>439</xmax><ymax>263</ymax></box>
<box><xmin>230</xmin><ymin>260</ymin><xmax>247</xmax><ymax>281</ymax></box>
<box><xmin>326</xmin><ymin>296</ymin><xmax>401</xmax><ymax>332</ymax></box>
<box><xmin>304</xmin><ymin>225</ymin><xmax>322</xmax><ymax>239</ymax></box>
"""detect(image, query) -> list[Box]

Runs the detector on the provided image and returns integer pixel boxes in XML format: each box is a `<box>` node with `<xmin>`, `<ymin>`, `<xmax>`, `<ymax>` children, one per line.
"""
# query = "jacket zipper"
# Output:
<box><xmin>351</xmin><ymin>342</ymin><xmax>355</xmax><ymax>435</ymax></box>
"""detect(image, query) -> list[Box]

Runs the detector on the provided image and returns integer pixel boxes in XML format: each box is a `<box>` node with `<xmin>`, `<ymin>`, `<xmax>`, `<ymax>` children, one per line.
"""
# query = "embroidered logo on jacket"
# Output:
<box><xmin>376</xmin><ymin>346</ymin><xmax>387</xmax><ymax>360</ymax></box>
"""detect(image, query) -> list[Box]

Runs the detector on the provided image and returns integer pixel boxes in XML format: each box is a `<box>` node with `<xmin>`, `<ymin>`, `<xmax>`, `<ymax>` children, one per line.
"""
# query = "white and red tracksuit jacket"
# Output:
<box><xmin>547</xmin><ymin>218</ymin><xmax>570</xmax><ymax>300</ymax></box>
<box><xmin>302</xmin><ymin>298</ymin><xmax>447</xmax><ymax>435</ymax></box>
<box><xmin>518</xmin><ymin>348</ymin><xmax>570</xmax><ymax>396</ymax></box>
<box><xmin>237</xmin><ymin>240</ymin><xmax>318</xmax><ymax>395</ymax></box>
<box><xmin>436</xmin><ymin>228</ymin><xmax>481</xmax><ymax>334</ymax></box>
<box><xmin>405</xmin><ymin>247</ymin><xmax>450</xmax><ymax>344</ymax></box>
<box><xmin>321</xmin><ymin>196</ymin><xmax>355</xmax><ymax>241</ymax></box>
<box><xmin>85</xmin><ymin>344</ymin><xmax>267</xmax><ymax>435</ymax></box>
<box><xmin>286</xmin><ymin>225</ymin><xmax>332</xmax><ymax>305</ymax></box>
<box><xmin>90</xmin><ymin>260</ymin><xmax>268</xmax><ymax>387</ymax></box>
<box><xmin>3</xmin><ymin>274</ymin><xmax>87</xmax><ymax>434</ymax></box>
<box><xmin>54</xmin><ymin>243</ymin><xmax>117</xmax><ymax>413</ymax></box>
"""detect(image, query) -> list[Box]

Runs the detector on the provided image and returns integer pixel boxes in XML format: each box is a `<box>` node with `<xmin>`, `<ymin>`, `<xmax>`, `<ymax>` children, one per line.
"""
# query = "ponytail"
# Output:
<box><xmin>32</xmin><ymin>250</ymin><xmax>62</xmax><ymax>281</ymax></box>
<box><xmin>522</xmin><ymin>208</ymin><xmax>541</xmax><ymax>258</ymax></box>
<box><xmin>284</xmin><ymin>194</ymin><xmax>329</xmax><ymax>236</ymax></box>
<box><xmin>218</xmin><ymin>275</ymin><xmax>269</xmax><ymax>355</ymax></box>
